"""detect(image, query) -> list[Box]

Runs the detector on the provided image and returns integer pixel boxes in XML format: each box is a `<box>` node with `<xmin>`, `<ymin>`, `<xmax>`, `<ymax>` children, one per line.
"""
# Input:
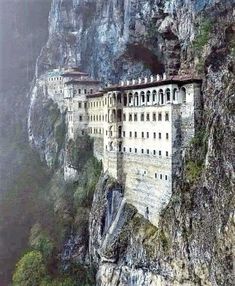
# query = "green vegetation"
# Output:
<box><xmin>29</xmin><ymin>224</ymin><xmax>55</xmax><ymax>260</ymax></box>
<box><xmin>9</xmin><ymin>132</ymin><xmax>101</xmax><ymax>286</ymax></box>
<box><xmin>12</xmin><ymin>251</ymin><xmax>47</xmax><ymax>286</ymax></box>
<box><xmin>55</xmin><ymin>115</ymin><xmax>66</xmax><ymax>150</ymax></box>
<box><xmin>74</xmin><ymin>157</ymin><xmax>102</xmax><ymax>208</ymax></box>
<box><xmin>193</xmin><ymin>19</ymin><xmax>213</xmax><ymax>53</ymax></box>
<box><xmin>12</xmin><ymin>250</ymin><xmax>79</xmax><ymax>286</ymax></box>
<box><xmin>185</xmin><ymin>161</ymin><xmax>203</xmax><ymax>183</ymax></box>
<box><xmin>159</xmin><ymin>229</ymin><xmax>169</xmax><ymax>252</ymax></box>
<box><xmin>193</xmin><ymin>18</ymin><xmax>213</xmax><ymax>73</ymax></box>
<box><xmin>185</xmin><ymin>128</ymin><xmax>209</xmax><ymax>183</ymax></box>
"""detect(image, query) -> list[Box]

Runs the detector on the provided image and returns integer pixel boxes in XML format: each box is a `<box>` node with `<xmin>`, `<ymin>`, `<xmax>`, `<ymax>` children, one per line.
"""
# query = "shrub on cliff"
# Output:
<box><xmin>12</xmin><ymin>251</ymin><xmax>47</xmax><ymax>286</ymax></box>
<box><xmin>29</xmin><ymin>224</ymin><xmax>55</xmax><ymax>260</ymax></box>
<box><xmin>193</xmin><ymin>19</ymin><xmax>213</xmax><ymax>53</ymax></box>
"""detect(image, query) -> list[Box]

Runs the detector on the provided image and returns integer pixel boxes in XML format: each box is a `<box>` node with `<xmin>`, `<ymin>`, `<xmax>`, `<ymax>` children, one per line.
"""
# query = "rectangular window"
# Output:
<box><xmin>141</xmin><ymin>149</ymin><xmax>144</xmax><ymax>154</ymax></box>
<box><xmin>84</xmin><ymin>89</ymin><xmax>87</xmax><ymax>94</ymax></box>
<box><xmin>130</xmin><ymin>131</ymin><xmax>132</xmax><ymax>138</ymax></box>
<box><xmin>155</xmin><ymin>173</ymin><xmax>157</xmax><ymax>179</ymax></box>
<box><xmin>153</xmin><ymin>113</ymin><xmax>156</xmax><ymax>121</ymax></box>
<box><xmin>134</xmin><ymin>113</ymin><xmax>138</xmax><ymax>121</ymax></box>
<box><xmin>166</xmin><ymin>133</ymin><xmax>169</xmax><ymax>140</ymax></box>
<box><xmin>146</xmin><ymin>113</ymin><xmax>150</xmax><ymax>121</ymax></box>
<box><xmin>129</xmin><ymin>113</ymin><xmax>132</xmax><ymax>121</ymax></box>
<box><xmin>134</xmin><ymin>132</ymin><xmax>137</xmax><ymax>138</ymax></box>
<box><xmin>135</xmin><ymin>148</ymin><xmax>137</xmax><ymax>153</ymax></box>
<box><xmin>123</xmin><ymin>131</ymin><xmax>125</xmax><ymax>137</ymax></box>
<box><xmin>160</xmin><ymin>174</ymin><xmax>163</xmax><ymax>179</ymax></box>
<box><xmin>123</xmin><ymin>147</ymin><xmax>126</xmax><ymax>152</ymax></box>
<box><xmin>79</xmin><ymin>115</ymin><xmax>83</xmax><ymax>121</ymax></box>
<box><xmin>78</xmin><ymin>102</ymin><xmax>81</xmax><ymax>108</ymax></box>
<box><xmin>153</xmin><ymin>132</ymin><xmax>156</xmax><ymax>139</ymax></box>
<box><xmin>147</xmin><ymin>132</ymin><xmax>149</xmax><ymax>138</ymax></box>
<box><xmin>166</xmin><ymin>151</ymin><xmax>169</xmax><ymax>157</ymax></box>
<box><xmin>84</xmin><ymin>103</ymin><xmax>87</xmax><ymax>108</ymax></box>
<box><xmin>142</xmin><ymin>132</ymin><xmax>144</xmax><ymax>138</ymax></box>
<box><xmin>158</xmin><ymin>112</ymin><xmax>162</xmax><ymax>121</ymax></box>
<box><xmin>165</xmin><ymin>112</ymin><xmax>169</xmax><ymax>121</ymax></box>
<box><xmin>129</xmin><ymin>148</ymin><xmax>132</xmax><ymax>153</ymax></box>
<box><xmin>106</xmin><ymin>130</ymin><xmax>108</xmax><ymax>135</ymax></box>
<box><xmin>159</xmin><ymin>132</ymin><xmax>161</xmax><ymax>139</ymax></box>
<box><xmin>147</xmin><ymin>149</ymin><xmax>149</xmax><ymax>154</ymax></box>
<box><xmin>165</xmin><ymin>175</ymin><xmax>168</xmax><ymax>180</ymax></box>
<box><xmin>153</xmin><ymin>150</ymin><xmax>156</xmax><ymax>155</ymax></box>
<box><xmin>159</xmin><ymin>150</ymin><xmax>162</xmax><ymax>156</ymax></box>
<box><xmin>141</xmin><ymin>113</ymin><xmax>144</xmax><ymax>121</ymax></box>
<box><xmin>123</xmin><ymin>113</ymin><xmax>126</xmax><ymax>121</ymax></box>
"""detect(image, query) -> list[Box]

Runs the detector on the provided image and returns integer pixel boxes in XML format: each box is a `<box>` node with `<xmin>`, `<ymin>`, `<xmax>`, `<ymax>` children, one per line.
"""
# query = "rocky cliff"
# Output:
<box><xmin>28</xmin><ymin>0</ymin><xmax>235</xmax><ymax>285</ymax></box>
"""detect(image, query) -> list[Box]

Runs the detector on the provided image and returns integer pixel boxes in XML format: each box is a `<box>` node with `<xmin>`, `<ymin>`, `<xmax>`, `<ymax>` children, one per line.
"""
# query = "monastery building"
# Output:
<box><xmin>41</xmin><ymin>67</ymin><xmax>202</xmax><ymax>226</ymax></box>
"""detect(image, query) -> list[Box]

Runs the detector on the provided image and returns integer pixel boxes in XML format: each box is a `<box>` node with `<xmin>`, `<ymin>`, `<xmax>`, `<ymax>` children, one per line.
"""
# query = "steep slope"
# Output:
<box><xmin>27</xmin><ymin>0</ymin><xmax>235</xmax><ymax>285</ymax></box>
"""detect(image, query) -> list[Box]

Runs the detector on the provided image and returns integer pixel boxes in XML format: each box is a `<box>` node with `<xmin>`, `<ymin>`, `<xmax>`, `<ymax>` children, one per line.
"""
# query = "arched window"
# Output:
<box><xmin>181</xmin><ymin>87</ymin><xmax>186</xmax><ymax>103</ymax></box>
<box><xmin>111</xmin><ymin>109</ymin><xmax>116</xmax><ymax>122</ymax></box>
<box><xmin>128</xmin><ymin>93</ymin><xmax>133</xmax><ymax>105</ymax></box>
<box><xmin>159</xmin><ymin>89</ymin><xmax>164</xmax><ymax>104</ymax></box>
<box><xmin>118</xmin><ymin>126</ymin><xmax>122</xmax><ymax>138</ymax></box>
<box><xmin>118</xmin><ymin>142</ymin><xmax>122</xmax><ymax>152</ymax></box>
<box><xmin>134</xmin><ymin>92</ymin><xmax>139</xmax><ymax>106</ymax></box>
<box><xmin>117</xmin><ymin>93</ymin><xmax>122</xmax><ymax>103</ymax></box>
<box><xmin>146</xmin><ymin>91</ymin><xmax>151</xmax><ymax>103</ymax></box>
<box><xmin>166</xmin><ymin>88</ymin><xmax>171</xmax><ymax>102</ymax></box>
<box><xmin>152</xmin><ymin>90</ymin><xmax>157</xmax><ymax>102</ymax></box>
<box><xmin>123</xmin><ymin>94</ymin><xmax>127</xmax><ymax>106</ymax></box>
<box><xmin>117</xmin><ymin>109</ymin><xmax>122</xmax><ymax>122</ymax></box>
<box><xmin>141</xmin><ymin>91</ymin><xmax>145</xmax><ymax>105</ymax></box>
<box><xmin>109</xmin><ymin>141</ymin><xmax>113</xmax><ymax>151</ymax></box>
<box><xmin>173</xmin><ymin>88</ymin><xmax>178</xmax><ymax>101</ymax></box>
<box><xmin>112</xmin><ymin>93</ymin><xmax>116</xmax><ymax>105</ymax></box>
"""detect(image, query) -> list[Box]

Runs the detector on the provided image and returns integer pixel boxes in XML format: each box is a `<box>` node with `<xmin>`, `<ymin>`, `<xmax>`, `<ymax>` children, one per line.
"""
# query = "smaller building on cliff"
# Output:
<box><xmin>42</xmin><ymin>68</ymin><xmax>202</xmax><ymax>226</ymax></box>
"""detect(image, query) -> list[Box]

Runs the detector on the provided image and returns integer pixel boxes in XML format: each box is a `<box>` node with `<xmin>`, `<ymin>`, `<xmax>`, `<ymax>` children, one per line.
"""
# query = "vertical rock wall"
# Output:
<box><xmin>27</xmin><ymin>0</ymin><xmax>235</xmax><ymax>285</ymax></box>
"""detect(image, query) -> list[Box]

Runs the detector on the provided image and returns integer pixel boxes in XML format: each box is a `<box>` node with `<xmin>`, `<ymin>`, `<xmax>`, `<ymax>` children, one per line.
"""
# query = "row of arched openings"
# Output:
<box><xmin>109</xmin><ymin>87</ymin><xmax>186</xmax><ymax>107</ymax></box>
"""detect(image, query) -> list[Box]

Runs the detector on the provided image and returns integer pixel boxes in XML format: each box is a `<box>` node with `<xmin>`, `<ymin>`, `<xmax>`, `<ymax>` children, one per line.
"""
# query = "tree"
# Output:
<box><xmin>29</xmin><ymin>224</ymin><xmax>54</xmax><ymax>260</ymax></box>
<box><xmin>12</xmin><ymin>251</ymin><xmax>47</xmax><ymax>286</ymax></box>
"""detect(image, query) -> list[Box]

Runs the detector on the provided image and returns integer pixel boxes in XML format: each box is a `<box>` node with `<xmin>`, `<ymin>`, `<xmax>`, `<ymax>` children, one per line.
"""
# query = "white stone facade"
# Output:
<box><xmin>42</xmin><ymin>69</ymin><xmax>202</xmax><ymax>226</ymax></box>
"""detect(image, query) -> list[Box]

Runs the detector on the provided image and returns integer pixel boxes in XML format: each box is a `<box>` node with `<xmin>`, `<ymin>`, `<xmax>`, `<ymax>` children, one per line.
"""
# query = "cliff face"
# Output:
<box><xmin>28</xmin><ymin>0</ymin><xmax>235</xmax><ymax>285</ymax></box>
<box><xmin>36</xmin><ymin>0</ymin><xmax>214</xmax><ymax>81</ymax></box>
